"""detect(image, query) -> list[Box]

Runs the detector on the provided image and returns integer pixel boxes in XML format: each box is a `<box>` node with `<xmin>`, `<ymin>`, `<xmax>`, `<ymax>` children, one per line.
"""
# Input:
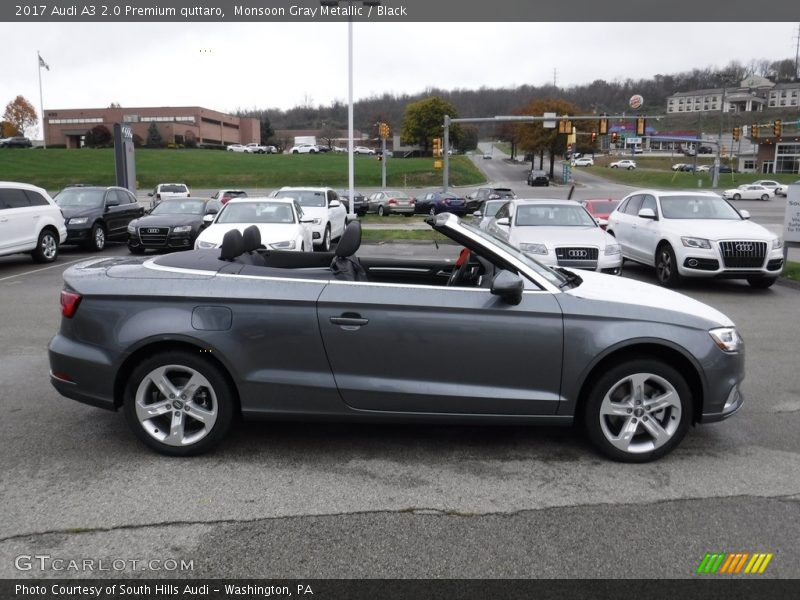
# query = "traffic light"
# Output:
<box><xmin>611</xmin><ymin>132</ymin><xmax>618</xmax><ymax>143</ymax></box>
<box><xmin>558</xmin><ymin>118</ymin><xmax>572</xmax><ymax>134</ymax></box>
<box><xmin>591</xmin><ymin>132</ymin><xmax>597</xmax><ymax>143</ymax></box>
<box><xmin>773</xmin><ymin>120</ymin><xmax>782</xmax><ymax>137</ymax></box>
<box><xmin>732</xmin><ymin>126</ymin><xmax>740</xmax><ymax>142</ymax></box>
<box><xmin>379</xmin><ymin>122</ymin><xmax>390</xmax><ymax>139</ymax></box>
<box><xmin>635</xmin><ymin>117</ymin><xmax>646</xmax><ymax>137</ymax></box>
<box><xmin>751</xmin><ymin>123</ymin><xmax>759</xmax><ymax>139</ymax></box>
<box><xmin>598</xmin><ymin>118</ymin><xmax>608</xmax><ymax>135</ymax></box>
<box><xmin>432</xmin><ymin>137</ymin><xmax>442</xmax><ymax>157</ymax></box>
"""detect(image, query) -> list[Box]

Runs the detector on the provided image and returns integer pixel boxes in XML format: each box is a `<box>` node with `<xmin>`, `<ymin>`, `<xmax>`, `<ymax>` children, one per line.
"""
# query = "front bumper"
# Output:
<box><xmin>676</xmin><ymin>243</ymin><xmax>783</xmax><ymax>279</ymax></box>
<box><xmin>524</xmin><ymin>248</ymin><xmax>623</xmax><ymax>272</ymax></box>
<box><xmin>129</xmin><ymin>231</ymin><xmax>195</xmax><ymax>250</ymax></box>
<box><xmin>65</xmin><ymin>225</ymin><xmax>92</xmax><ymax>243</ymax></box>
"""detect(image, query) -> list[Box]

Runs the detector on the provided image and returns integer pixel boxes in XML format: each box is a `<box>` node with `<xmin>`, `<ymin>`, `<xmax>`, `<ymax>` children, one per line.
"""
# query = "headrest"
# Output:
<box><xmin>335</xmin><ymin>220</ymin><xmax>362</xmax><ymax>258</ymax></box>
<box><xmin>219</xmin><ymin>229</ymin><xmax>244</xmax><ymax>261</ymax></box>
<box><xmin>242</xmin><ymin>225</ymin><xmax>261</xmax><ymax>253</ymax></box>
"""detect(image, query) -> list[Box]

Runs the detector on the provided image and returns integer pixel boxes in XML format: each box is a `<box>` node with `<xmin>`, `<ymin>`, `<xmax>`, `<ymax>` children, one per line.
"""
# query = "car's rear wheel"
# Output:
<box><xmin>123</xmin><ymin>351</ymin><xmax>235</xmax><ymax>456</ymax></box>
<box><xmin>86</xmin><ymin>223</ymin><xmax>106</xmax><ymax>251</ymax></box>
<box><xmin>628</xmin><ymin>166</ymin><xmax>634</xmax><ymax>170</ymax></box>
<box><xmin>655</xmin><ymin>243</ymin><xmax>681</xmax><ymax>287</ymax></box>
<box><xmin>32</xmin><ymin>229</ymin><xmax>59</xmax><ymax>263</ymax></box>
<box><xmin>733</xmin><ymin>193</ymin><xmax>741</xmax><ymax>200</ymax></box>
<box><xmin>292</xmin><ymin>150</ymin><xmax>299</xmax><ymax>154</ymax></box>
<box><xmin>585</xmin><ymin>359</ymin><xmax>692</xmax><ymax>462</ymax></box>
<box><xmin>747</xmin><ymin>276</ymin><xmax>777</xmax><ymax>289</ymax></box>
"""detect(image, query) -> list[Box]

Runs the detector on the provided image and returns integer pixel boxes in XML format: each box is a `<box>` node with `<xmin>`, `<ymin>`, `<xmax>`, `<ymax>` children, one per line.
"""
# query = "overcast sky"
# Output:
<box><xmin>5</xmin><ymin>22</ymin><xmax>799</xmax><ymax>132</ymax></box>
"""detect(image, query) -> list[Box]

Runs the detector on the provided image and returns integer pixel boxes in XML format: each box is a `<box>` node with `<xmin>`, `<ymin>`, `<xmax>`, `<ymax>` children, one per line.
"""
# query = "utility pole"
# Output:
<box><xmin>794</xmin><ymin>23</ymin><xmax>800</xmax><ymax>80</ymax></box>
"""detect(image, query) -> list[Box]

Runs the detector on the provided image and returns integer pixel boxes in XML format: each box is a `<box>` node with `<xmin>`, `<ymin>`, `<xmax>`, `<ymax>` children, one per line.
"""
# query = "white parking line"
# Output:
<box><xmin>0</xmin><ymin>257</ymin><xmax>90</xmax><ymax>282</ymax></box>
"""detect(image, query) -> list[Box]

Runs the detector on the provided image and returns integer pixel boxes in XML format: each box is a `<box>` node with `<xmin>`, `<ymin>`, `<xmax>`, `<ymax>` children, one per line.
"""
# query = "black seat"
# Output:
<box><xmin>239</xmin><ymin>225</ymin><xmax>263</xmax><ymax>265</ymax></box>
<box><xmin>219</xmin><ymin>229</ymin><xmax>244</xmax><ymax>261</ymax></box>
<box><xmin>331</xmin><ymin>221</ymin><xmax>368</xmax><ymax>282</ymax></box>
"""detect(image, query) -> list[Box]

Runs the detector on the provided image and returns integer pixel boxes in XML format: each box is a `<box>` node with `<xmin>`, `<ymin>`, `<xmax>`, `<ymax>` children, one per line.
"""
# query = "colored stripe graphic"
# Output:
<box><xmin>697</xmin><ymin>552</ymin><xmax>773</xmax><ymax>574</ymax></box>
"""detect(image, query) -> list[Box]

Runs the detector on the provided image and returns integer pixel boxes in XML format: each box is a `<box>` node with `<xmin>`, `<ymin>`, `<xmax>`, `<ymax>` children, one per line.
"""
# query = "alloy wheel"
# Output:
<box><xmin>41</xmin><ymin>233</ymin><xmax>57</xmax><ymax>260</ymax></box>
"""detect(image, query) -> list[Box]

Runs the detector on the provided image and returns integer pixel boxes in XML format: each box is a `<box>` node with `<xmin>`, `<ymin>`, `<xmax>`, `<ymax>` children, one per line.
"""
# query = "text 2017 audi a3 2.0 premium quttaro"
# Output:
<box><xmin>49</xmin><ymin>215</ymin><xmax>745</xmax><ymax>462</ymax></box>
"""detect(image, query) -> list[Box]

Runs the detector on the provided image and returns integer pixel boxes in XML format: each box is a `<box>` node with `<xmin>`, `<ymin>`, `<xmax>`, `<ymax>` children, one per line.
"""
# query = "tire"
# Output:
<box><xmin>86</xmin><ymin>223</ymin><xmax>106</xmax><ymax>252</ymax></box>
<box><xmin>128</xmin><ymin>245</ymin><xmax>146</xmax><ymax>255</ymax></box>
<box><xmin>315</xmin><ymin>225</ymin><xmax>331</xmax><ymax>253</ymax></box>
<box><xmin>378</xmin><ymin>205</ymin><xmax>386</xmax><ymax>217</ymax></box>
<box><xmin>32</xmin><ymin>228</ymin><xmax>59</xmax><ymax>263</ymax></box>
<box><xmin>292</xmin><ymin>150</ymin><xmax>299</xmax><ymax>154</ymax></box>
<box><xmin>747</xmin><ymin>276</ymin><xmax>777</xmax><ymax>289</ymax></box>
<box><xmin>429</xmin><ymin>207</ymin><xmax>437</xmax><ymax>216</ymax></box>
<box><xmin>403</xmin><ymin>213</ymin><xmax>413</xmax><ymax>218</ymax></box>
<box><xmin>611</xmin><ymin>165</ymin><xmax>618</xmax><ymax>169</ymax></box>
<box><xmin>584</xmin><ymin>359</ymin><xmax>693</xmax><ymax>462</ymax></box>
<box><xmin>122</xmin><ymin>350</ymin><xmax>235</xmax><ymax>456</ymax></box>
<box><xmin>760</xmin><ymin>194</ymin><xmax>769</xmax><ymax>201</ymax></box>
<box><xmin>628</xmin><ymin>166</ymin><xmax>634</xmax><ymax>170</ymax></box>
<box><xmin>733</xmin><ymin>193</ymin><xmax>741</xmax><ymax>200</ymax></box>
<box><xmin>655</xmin><ymin>243</ymin><xmax>681</xmax><ymax>288</ymax></box>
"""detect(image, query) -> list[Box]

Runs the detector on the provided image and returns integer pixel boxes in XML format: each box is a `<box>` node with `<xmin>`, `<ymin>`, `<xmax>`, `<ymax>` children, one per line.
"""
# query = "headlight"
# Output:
<box><xmin>127</xmin><ymin>223</ymin><xmax>136</xmax><ymax>233</ymax></box>
<box><xmin>772</xmin><ymin>237</ymin><xmax>783</xmax><ymax>250</ymax></box>
<box><xmin>519</xmin><ymin>243</ymin><xmax>548</xmax><ymax>255</ymax></box>
<box><xmin>172</xmin><ymin>225</ymin><xmax>192</xmax><ymax>233</ymax></box>
<box><xmin>312</xmin><ymin>218</ymin><xmax>321</xmax><ymax>225</ymax></box>
<box><xmin>604</xmin><ymin>244</ymin><xmax>621</xmax><ymax>255</ymax></box>
<box><xmin>681</xmin><ymin>236</ymin><xmax>712</xmax><ymax>249</ymax></box>
<box><xmin>709</xmin><ymin>327</ymin><xmax>743</xmax><ymax>353</ymax></box>
<box><xmin>269</xmin><ymin>240</ymin><xmax>296</xmax><ymax>250</ymax></box>
<box><xmin>196</xmin><ymin>240</ymin><xmax>217</xmax><ymax>249</ymax></box>
<box><xmin>69</xmin><ymin>217</ymin><xmax>88</xmax><ymax>225</ymax></box>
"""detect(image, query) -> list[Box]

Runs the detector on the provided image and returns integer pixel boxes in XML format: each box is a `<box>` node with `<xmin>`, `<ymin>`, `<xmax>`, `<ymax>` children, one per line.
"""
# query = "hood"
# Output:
<box><xmin>565</xmin><ymin>270</ymin><xmax>733</xmax><ymax>327</ymax></box>
<box><xmin>59</xmin><ymin>205</ymin><xmax>100</xmax><ymax>219</ymax></box>
<box><xmin>511</xmin><ymin>226</ymin><xmax>611</xmax><ymax>247</ymax></box>
<box><xmin>661</xmin><ymin>218</ymin><xmax>776</xmax><ymax>241</ymax></box>
<box><xmin>132</xmin><ymin>213</ymin><xmax>202</xmax><ymax>229</ymax></box>
<box><xmin>299</xmin><ymin>206</ymin><xmax>328</xmax><ymax>218</ymax></box>
<box><xmin>196</xmin><ymin>223</ymin><xmax>301</xmax><ymax>246</ymax></box>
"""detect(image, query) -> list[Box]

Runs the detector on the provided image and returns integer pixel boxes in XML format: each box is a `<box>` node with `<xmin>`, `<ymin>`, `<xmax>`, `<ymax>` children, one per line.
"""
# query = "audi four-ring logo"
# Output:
<box><xmin>735</xmin><ymin>243</ymin><xmax>754</xmax><ymax>252</ymax></box>
<box><xmin>568</xmin><ymin>249</ymin><xmax>589</xmax><ymax>258</ymax></box>
<box><xmin>146</xmin><ymin>228</ymin><xmax>160</xmax><ymax>234</ymax></box>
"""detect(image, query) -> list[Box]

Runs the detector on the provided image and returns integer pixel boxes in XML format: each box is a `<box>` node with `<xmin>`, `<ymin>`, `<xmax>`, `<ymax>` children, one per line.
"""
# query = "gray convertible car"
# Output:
<box><xmin>49</xmin><ymin>215</ymin><xmax>744</xmax><ymax>462</ymax></box>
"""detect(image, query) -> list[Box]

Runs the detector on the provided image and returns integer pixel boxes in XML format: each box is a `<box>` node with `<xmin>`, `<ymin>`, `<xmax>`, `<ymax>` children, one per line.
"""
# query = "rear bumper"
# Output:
<box><xmin>48</xmin><ymin>334</ymin><xmax>118</xmax><ymax>411</ymax></box>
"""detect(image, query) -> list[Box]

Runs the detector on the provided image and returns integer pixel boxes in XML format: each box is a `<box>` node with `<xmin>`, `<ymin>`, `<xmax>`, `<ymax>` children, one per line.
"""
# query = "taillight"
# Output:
<box><xmin>388</xmin><ymin>199</ymin><xmax>397</xmax><ymax>205</ymax></box>
<box><xmin>61</xmin><ymin>290</ymin><xmax>82</xmax><ymax>318</ymax></box>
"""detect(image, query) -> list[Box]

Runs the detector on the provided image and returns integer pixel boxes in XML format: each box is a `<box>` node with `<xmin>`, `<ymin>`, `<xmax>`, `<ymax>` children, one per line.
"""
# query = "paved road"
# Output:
<box><xmin>0</xmin><ymin>239</ymin><xmax>799</xmax><ymax>579</ymax></box>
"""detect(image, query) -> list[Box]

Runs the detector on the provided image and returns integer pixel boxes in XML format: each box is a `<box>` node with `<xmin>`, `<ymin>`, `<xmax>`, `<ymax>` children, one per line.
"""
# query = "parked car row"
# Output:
<box><xmin>0</xmin><ymin>136</ymin><xmax>33</xmax><ymax>148</ymax></box>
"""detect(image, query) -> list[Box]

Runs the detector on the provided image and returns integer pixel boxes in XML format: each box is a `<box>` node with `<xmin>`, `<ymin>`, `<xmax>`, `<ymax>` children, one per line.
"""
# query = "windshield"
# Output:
<box><xmin>159</xmin><ymin>185</ymin><xmax>188</xmax><ymax>193</ymax></box>
<box><xmin>515</xmin><ymin>204</ymin><xmax>596</xmax><ymax>227</ymax></box>
<box><xmin>55</xmin><ymin>189</ymin><xmax>105</xmax><ymax>208</ymax></box>
<box><xmin>587</xmin><ymin>200</ymin><xmax>619</xmax><ymax>213</ymax></box>
<box><xmin>457</xmin><ymin>220</ymin><xmax>567</xmax><ymax>288</ymax></box>
<box><xmin>274</xmin><ymin>190</ymin><xmax>326</xmax><ymax>207</ymax></box>
<box><xmin>151</xmin><ymin>200</ymin><xmax>206</xmax><ymax>215</ymax></box>
<box><xmin>386</xmin><ymin>191</ymin><xmax>410</xmax><ymax>199</ymax></box>
<box><xmin>217</xmin><ymin>201</ymin><xmax>296</xmax><ymax>224</ymax></box>
<box><xmin>660</xmin><ymin>195</ymin><xmax>742</xmax><ymax>220</ymax></box>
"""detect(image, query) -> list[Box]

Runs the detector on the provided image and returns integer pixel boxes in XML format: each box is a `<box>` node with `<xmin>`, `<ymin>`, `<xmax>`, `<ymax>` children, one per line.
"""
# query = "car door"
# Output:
<box><xmin>486</xmin><ymin>202</ymin><xmax>512</xmax><ymax>242</ymax></box>
<box><xmin>316</xmin><ymin>278</ymin><xmax>564</xmax><ymax>415</ymax></box>
<box><xmin>0</xmin><ymin>187</ymin><xmax>38</xmax><ymax>252</ymax></box>
<box><xmin>327</xmin><ymin>190</ymin><xmax>346</xmax><ymax>238</ymax></box>
<box><xmin>614</xmin><ymin>195</ymin><xmax>644</xmax><ymax>261</ymax></box>
<box><xmin>629</xmin><ymin>194</ymin><xmax>660</xmax><ymax>263</ymax></box>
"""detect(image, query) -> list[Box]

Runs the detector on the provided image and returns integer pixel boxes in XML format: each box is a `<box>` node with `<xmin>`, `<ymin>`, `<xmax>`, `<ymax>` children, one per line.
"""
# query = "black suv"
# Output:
<box><xmin>0</xmin><ymin>136</ymin><xmax>32</xmax><ymax>148</ymax></box>
<box><xmin>465</xmin><ymin>187</ymin><xmax>516</xmax><ymax>212</ymax></box>
<box><xmin>54</xmin><ymin>186</ymin><xmax>144</xmax><ymax>251</ymax></box>
<box><xmin>527</xmin><ymin>169</ymin><xmax>550</xmax><ymax>186</ymax></box>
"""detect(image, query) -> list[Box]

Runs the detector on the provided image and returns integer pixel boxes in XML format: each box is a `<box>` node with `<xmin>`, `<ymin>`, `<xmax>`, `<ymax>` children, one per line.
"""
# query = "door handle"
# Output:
<box><xmin>330</xmin><ymin>313</ymin><xmax>369</xmax><ymax>329</ymax></box>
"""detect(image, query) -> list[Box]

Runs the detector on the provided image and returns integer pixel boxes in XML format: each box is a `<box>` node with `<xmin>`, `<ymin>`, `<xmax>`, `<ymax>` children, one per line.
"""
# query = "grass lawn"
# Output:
<box><xmin>0</xmin><ymin>148</ymin><xmax>486</xmax><ymax>191</ymax></box>
<box><xmin>783</xmin><ymin>261</ymin><xmax>800</xmax><ymax>282</ymax></box>
<box><xmin>361</xmin><ymin>229</ymin><xmax>453</xmax><ymax>243</ymax></box>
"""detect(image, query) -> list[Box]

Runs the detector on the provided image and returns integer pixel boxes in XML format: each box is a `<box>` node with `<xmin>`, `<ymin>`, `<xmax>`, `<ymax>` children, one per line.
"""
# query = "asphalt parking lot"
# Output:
<box><xmin>1</xmin><ymin>231</ymin><xmax>799</xmax><ymax>579</ymax></box>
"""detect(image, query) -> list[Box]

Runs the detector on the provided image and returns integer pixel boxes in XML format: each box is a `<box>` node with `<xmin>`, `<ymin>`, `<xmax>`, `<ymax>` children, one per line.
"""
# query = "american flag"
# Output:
<box><xmin>38</xmin><ymin>54</ymin><xmax>50</xmax><ymax>71</ymax></box>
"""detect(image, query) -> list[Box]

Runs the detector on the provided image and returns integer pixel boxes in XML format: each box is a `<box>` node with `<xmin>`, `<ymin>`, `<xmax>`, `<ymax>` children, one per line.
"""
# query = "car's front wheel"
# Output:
<box><xmin>32</xmin><ymin>228</ymin><xmax>59</xmax><ymax>263</ymax></box>
<box><xmin>123</xmin><ymin>351</ymin><xmax>235</xmax><ymax>456</ymax></box>
<box><xmin>315</xmin><ymin>225</ymin><xmax>331</xmax><ymax>252</ymax></box>
<box><xmin>733</xmin><ymin>193</ymin><xmax>741</xmax><ymax>200</ymax></box>
<box><xmin>86</xmin><ymin>223</ymin><xmax>106</xmax><ymax>251</ymax></box>
<box><xmin>584</xmin><ymin>359</ymin><xmax>693</xmax><ymax>462</ymax></box>
<box><xmin>378</xmin><ymin>205</ymin><xmax>386</xmax><ymax>217</ymax></box>
<box><xmin>655</xmin><ymin>243</ymin><xmax>680</xmax><ymax>287</ymax></box>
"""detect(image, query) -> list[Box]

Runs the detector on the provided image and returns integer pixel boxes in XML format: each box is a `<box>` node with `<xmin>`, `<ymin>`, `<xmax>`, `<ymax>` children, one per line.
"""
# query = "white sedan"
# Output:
<box><xmin>721</xmin><ymin>185</ymin><xmax>774</xmax><ymax>201</ymax></box>
<box><xmin>195</xmin><ymin>197</ymin><xmax>312</xmax><ymax>252</ymax></box>
<box><xmin>486</xmin><ymin>199</ymin><xmax>622</xmax><ymax>274</ymax></box>
<box><xmin>571</xmin><ymin>157</ymin><xmax>594</xmax><ymax>167</ymax></box>
<box><xmin>226</xmin><ymin>144</ymin><xmax>251</xmax><ymax>153</ymax></box>
<box><xmin>607</xmin><ymin>189</ymin><xmax>783</xmax><ymax>288</ymax></box>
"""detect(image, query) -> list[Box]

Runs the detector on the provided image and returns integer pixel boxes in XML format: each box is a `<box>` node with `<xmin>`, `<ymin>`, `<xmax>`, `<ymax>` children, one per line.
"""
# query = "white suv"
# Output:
<box><xmin>0</xmin><ymin>182</ymin><xmax>67</xmax><ymax>263</ymax></box>
<box><xmin>607</xmin><ymin>190</ymin><xmax>784</xmax><ymax>288</ymax></box>
<box><xmin>271</xmin><ymin>187</ymin><xmax>347</xmax><ymax>251</ymax></box>
<box><xmin>609</xmin><ymin>159</ymin><xmax>636</xmax><ymax>170</ymax></box>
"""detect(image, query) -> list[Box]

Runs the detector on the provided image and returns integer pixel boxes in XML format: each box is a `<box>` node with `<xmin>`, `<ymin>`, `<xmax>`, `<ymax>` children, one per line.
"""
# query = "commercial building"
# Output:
<box><xmin>43</xmin><ymin>106</ymin><xmax>260</xmax><ymax>149</ymax></box>
<box><xmin>665</xmin><ymin>76</ymin><xmax>800</xmax><ymax>115</ymax></box>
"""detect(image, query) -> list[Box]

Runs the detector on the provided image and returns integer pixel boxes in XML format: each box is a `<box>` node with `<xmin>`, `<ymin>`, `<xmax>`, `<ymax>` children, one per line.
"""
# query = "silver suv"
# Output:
<box><xmin>0</xmin><ymin>182</ymin><xmax>67</xmax><ymax>262</ymax></box>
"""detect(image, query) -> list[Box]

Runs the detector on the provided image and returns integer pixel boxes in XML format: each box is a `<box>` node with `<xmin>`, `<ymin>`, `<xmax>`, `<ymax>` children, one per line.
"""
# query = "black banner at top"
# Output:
<box><xmin>1</xmin><ymin>0</ymin><xmax>797</xmax><ymax>22</ymax></box>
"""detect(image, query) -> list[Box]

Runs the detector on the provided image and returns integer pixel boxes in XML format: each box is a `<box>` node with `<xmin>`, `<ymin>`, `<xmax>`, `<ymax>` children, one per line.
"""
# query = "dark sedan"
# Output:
<box><xmin>414</xmin><ymin>191</ymin><xmax>468</xmax><ymax>216</ymax></box>
<box><xmin>127</xmin><ymin>197</ymin><xmax>221</xmax><ymax>254</ymax></box>
<box><xmin>54</xmin><ymin>186</ymin><xmax>144</xmax><ymax>251</ymax></box>
<box><xmin>49</xmin><ymin>215</ymin><xmax>744</xmax><ymax>462</ymax></box>
<box><xmin>336</xmin><ymin>189</ymin><xmax>368</xmax><ymax>216</ymax></box>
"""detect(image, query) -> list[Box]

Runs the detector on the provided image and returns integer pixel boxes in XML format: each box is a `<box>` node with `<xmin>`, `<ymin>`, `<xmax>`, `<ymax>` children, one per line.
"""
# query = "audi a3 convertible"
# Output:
<box><xmin>49</xmin><ymin>215</ymin><xmax>744</xmax><ymax>462</ymax></box>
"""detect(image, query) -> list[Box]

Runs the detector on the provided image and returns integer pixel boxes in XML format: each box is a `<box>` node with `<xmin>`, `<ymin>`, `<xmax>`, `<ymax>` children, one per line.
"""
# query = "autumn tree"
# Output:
<box><xmin>401</xmin><ymin>96</ymin><xmax>461</xmax><ymax>153</ymax></box>
<box><xmin>514</xmin><ymin>98</ymin><xmax>585</xmax><ymax>179</ymax></box>
<box><xmin>0</xmin><ymin>120</ymin><xmax>19</xmax><ymax>137</ymax></box>
<box><xmin>318</xmin><ymin>124</ymin><xmax>341</xmax><ymax>150</ymax></box>
<box><xmin>3</xmin><ymin>96</ymin><xmax>38</xmax><ymax>137</ymax></box>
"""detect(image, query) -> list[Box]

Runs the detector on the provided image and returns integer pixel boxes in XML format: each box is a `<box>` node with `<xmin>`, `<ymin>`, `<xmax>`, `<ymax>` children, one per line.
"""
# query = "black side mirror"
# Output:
<box><xmin>491</xmin><ymin>270</ymin><xmax>524</xmax><ymax>305</ymax></box>
<box><xmin>105</xmin><ymin>200</ymin><xmax>119</xmax><ymax>209</ymax></box>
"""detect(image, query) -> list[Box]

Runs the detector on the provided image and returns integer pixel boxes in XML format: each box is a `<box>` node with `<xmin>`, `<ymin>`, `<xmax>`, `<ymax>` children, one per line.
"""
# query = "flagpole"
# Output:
<box><xmin>37</xmin><ymin>51</ymin><xmax>46</xmax><ymax>149</ymax></box>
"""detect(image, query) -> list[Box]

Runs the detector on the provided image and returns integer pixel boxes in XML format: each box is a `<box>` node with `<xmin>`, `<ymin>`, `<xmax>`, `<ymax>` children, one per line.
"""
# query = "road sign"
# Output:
<box><xmin>543</xmin><ymin>112</ymin><xmax>556</xmax><ymax>129</ymax></box>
